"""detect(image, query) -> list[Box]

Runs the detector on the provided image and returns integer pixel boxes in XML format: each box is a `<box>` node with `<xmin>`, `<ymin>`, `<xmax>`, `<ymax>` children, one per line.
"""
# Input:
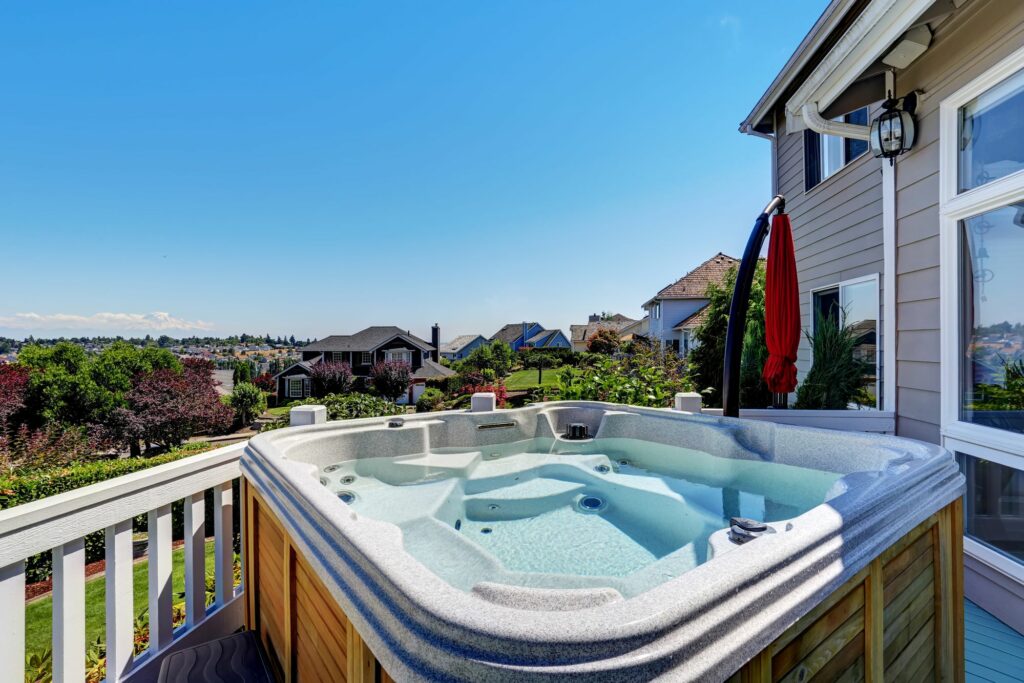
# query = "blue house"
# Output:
<box><xmin>489</xmin><ymin>322</ymin><xmax>571</xmax><ymax>352</ymax></box>
<box><xmin>439</xmin><ymin>334</ymin><xmax>488</xmax><ymax>361</ymax></box>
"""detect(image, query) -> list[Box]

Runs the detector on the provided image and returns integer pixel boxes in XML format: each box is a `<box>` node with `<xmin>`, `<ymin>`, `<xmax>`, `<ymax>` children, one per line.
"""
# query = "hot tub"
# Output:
<box><xmin>241</xmin><ymin>401</ymin><xmax>965</xmax><ymax>682</ymax></box>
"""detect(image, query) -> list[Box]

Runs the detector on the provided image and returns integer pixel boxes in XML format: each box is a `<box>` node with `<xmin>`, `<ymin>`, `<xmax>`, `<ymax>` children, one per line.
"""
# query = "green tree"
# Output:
<box><xmin>462</xmin><ymin>340</ymin><xmax>513</xmax><ymax>377</ymax></box>
<box><xmin>229</xmin><ymin>382</ymin><xmax>267</xmax><ymax>424</ymax></box>
<box><xmin>587</xmin><ymin>328</ymin><xmax>621</xmax><ymax>355</ymax></box>
<box><xmin>232</xmin><ymin>360</ymin><xmax>252</xmax><ymax>385</ymax></box>
<box><xmin>687</xmin><ymin>262</ymin><xmax>770</xmax><ymax>408</ymax></box>
<box><xmin>18</xmin><ymin>343</ymin><xmax>108</xmax><ymax>426</ymax></box>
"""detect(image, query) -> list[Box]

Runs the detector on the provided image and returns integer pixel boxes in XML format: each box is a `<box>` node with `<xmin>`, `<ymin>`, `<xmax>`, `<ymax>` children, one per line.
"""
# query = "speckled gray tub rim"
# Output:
<box><xmin>244</xmin><ymin>402</ymin><xmax>964</xmax><ymax>681</ymax></box>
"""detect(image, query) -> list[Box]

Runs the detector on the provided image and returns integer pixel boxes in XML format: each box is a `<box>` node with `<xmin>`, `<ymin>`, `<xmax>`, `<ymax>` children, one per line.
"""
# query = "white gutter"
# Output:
<box><xmin>786</xmin><ymin>0</ymin><xmax>934</xmax><ymax>135</ymax></box>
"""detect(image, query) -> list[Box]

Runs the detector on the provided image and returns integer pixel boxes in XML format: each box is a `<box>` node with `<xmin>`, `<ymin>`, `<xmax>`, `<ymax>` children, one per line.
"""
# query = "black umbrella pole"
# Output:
<box><xmin>722</xmin><ymin>195</ymin><xmax>785</xmax><ymax>418</ymax></box>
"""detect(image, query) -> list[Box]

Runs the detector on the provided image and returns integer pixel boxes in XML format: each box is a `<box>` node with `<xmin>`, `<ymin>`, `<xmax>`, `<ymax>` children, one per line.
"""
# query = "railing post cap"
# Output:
<box><xmin>470</xmin><ymin>392</ymin><xmax>497</xmax><ymax>413</ymax></box>
<box><xmin>290</xmin><ymin>404</ymin><xmax>327</xmax><ymax>426</ymax></box>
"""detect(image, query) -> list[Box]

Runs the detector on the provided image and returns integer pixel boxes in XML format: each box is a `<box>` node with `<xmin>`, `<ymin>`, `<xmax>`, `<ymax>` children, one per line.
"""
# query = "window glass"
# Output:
<box><xmin>813</xmin><ymin>287</ymin><xmax>840</xmax><ymax>327</ymax></box>
<box><xmin>842</xmin><ymin>280</ymin><xmax>878</xmax><ymax>403</ymax></box>
<box><xmin>959</xmin><ymin>68</ymin><xmax>1024</xmax><ymax>192</ymax></box>
<box><xmin>844</xmin><ymin>108</ymin><xmax>869</xmax><ymax>161</ymax></box>
<box><xmin>957</xmin><ymin>452</ymin><xmax>1024</xmax><ymax>565</ymax></box>
<box><xmin>812</xmin><ymin>279</ymin><xmax>879</xmax><ymax>405</ymax></box>
<box><xmin>820</xmin><ymin>131</ymin><xmax>844</xmax><ymax>179</ymax></box>
<box><xmin>960</xmin><ymin>206</ymin><xmax>1024</xmax><ymax>434</ymax></box>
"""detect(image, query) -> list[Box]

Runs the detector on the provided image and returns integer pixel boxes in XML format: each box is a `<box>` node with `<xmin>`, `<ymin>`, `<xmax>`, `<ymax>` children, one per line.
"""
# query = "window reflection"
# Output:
<box><xmin>960</xmin><ymin>206</ymin><xmax>1024</xmax><ymax>434</ymax></box>
<box><xmin>959</xmin><ymin>68</ymin><xmax>1024</xmax><ymax>192</ymax></box>
<box><xmin>957</xmin><ymin>453</ymin><xmax>1024</xmax><ymax>565</ymax></box>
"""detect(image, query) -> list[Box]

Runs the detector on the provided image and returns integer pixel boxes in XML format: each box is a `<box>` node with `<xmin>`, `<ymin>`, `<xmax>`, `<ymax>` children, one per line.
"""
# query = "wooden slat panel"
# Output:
<box><xmin>776</xmin><ymin>609</ymin><xmax>864</xmax><ymax>683</ymax></box>
<box><xmin>772</xmin><ymin>586</ymin><xmax>864</xmax><ymax>678</ymax></box>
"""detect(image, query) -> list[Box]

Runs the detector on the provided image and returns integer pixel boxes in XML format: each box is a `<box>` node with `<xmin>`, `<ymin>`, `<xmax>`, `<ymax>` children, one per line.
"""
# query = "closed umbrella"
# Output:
<box><xmin>762</xmin><ymin>213</ymin><xmax>800</xmax><ymax>404</ymax></box>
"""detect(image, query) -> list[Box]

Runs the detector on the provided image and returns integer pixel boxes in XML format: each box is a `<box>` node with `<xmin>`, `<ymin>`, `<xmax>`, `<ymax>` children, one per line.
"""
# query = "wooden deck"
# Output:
<box><xmin>966</xmin><ymin>599</ymin><xmax>1024</xmax><ymax>682</ymax></box>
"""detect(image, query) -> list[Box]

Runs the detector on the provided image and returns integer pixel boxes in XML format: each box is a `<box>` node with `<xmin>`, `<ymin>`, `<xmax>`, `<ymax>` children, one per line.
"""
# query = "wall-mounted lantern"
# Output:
<box><xmin>870</xmin><ymin>93</ymin><xmax>917</xmax><ymax>162</ymax></box>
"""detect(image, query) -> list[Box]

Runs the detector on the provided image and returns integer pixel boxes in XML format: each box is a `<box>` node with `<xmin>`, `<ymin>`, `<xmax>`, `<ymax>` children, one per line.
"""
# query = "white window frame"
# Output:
<box><xmin>287</xmin><ymin>377</ymin><xmax>306</xmax><ymax>398</ymax></box>
<box><xmin>808</xmin><ymin>273</ymin><xmax>882</xmax><ymax>409</ymax></box>
<box><xmin>939</xmin><ymin>45</ymin><xmax>1024</xmax><ymax>575</ymax></box>
<box><xmin>331</xmin><ymin>351</ymin><xmax>343</xmax><ymax>363</ymax></box>
<box><xmin>360</xmin><ymin>351</ymin><xmax>373</xmax><ymax>365</ymax></box>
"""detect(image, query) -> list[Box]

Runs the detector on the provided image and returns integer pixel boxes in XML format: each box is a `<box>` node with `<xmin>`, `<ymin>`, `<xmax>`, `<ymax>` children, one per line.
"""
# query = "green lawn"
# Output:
<box><xmin>505</xmin><ymin>366</ymin><xmax>565</xmax><ymax>391</ymax></box>
<box><xmin>267</xmin><ymin>404</ymin><xmax>291</xmax><ymax>417</ymax></box>
<box><xmin>25</xmin><ymin>540</ymin><xmax>217</xmax><ymax>658</ymax></box>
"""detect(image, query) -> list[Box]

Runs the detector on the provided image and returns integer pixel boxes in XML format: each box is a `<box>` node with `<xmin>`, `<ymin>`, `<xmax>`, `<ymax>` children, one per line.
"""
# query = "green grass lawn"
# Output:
<box><xmin>25</xmin><ymin>540</ymin><xmax>216</xmax><ymax>658</ymax></box>
<box><xmin>267</xmin><ymin>404</ymin><xmax>291</xmax><ymax>417</ymax></box>
<box><xmin>505</xmin><ymin>366</ymin><xmax>565</xmax><ymax>391</ymax></box>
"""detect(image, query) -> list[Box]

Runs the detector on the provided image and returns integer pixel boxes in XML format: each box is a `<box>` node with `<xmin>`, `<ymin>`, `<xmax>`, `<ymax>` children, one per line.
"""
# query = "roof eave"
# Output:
<box><xmin>740</xmin><ymin>0</ymin><xmax>858</xmax><ymax>136</ymax></box>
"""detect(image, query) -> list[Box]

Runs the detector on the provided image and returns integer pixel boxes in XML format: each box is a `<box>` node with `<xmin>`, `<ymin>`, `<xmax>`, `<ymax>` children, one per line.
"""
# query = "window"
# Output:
<box><xmin>958</xmin><ymin>68</ymin><xmax>1024</xmax><ymax>192</ymax></box>
<box><xmin>959</xmin><ymin>207</ymin><xmax>1024</xmax><ymax>434</ymax></box>
<box><xmin>652</xmin><ymin>302</ymin><xmax>661</xmax><ymax>320</ymax></box>
<box><xmin>331</xmin><ymin>352</ymin><xmax>343</xmax><ymax>363</ymax></box>
<box><xmin>287</xmin><ymin>377</ymin><xmax>306</xmax><ymax>398</ymax></box>
<box><xmin>957</xmin><ymin>452</ymin><xmax>1024</xmax><ymax>564</ymax></box>
<box><xmin>811</xmin><ymin>275</ymin><xmax>880</xmax><ymax>406</ymax></box>
<box><xmin>804</xmin><ymin>107</ymin><xmax>870</xmax><ymax>189</ymax></box>
<box><xmin>385</xmin><ymin>350</ymin><xmax>412</xmax><ymax>364</ymax></box>
<box><xmin>360</xmin><ymin>352</ymin><xmax>372</xmax><ymax>365</ymax></box>
<box><xmin>940</xmin><ymin>47</ymin><xmax>1024</xmax><ymax>576</ymax></box>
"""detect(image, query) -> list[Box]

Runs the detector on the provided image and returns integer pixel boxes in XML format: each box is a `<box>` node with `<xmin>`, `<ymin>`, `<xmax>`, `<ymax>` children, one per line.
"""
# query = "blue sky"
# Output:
<box><xmin>0</xmin><ymin>1</ymin><xmax>825</xmax><ymax>342</ymax></box>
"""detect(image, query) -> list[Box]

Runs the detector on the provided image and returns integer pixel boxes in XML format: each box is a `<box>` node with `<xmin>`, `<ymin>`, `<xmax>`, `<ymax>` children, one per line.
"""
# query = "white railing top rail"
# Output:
<box><xmin>0</xmin><ymin>441</ymin><xmax>245</xmax><ymax>567</ymax></box>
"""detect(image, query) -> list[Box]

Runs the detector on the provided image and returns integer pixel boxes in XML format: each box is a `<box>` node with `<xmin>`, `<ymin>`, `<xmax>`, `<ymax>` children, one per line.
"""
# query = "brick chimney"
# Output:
<box><xmin>430</xmin><ymin>323</ymin><xmax>440</xmax><ymax>362</ymax></box>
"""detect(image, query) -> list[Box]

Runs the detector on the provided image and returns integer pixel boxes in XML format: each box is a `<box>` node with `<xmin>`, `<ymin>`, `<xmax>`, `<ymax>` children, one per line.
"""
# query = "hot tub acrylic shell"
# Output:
<box><xmin>241</xmin><ymin>401</ymin><xmax>965</xmax><ymax>682</ymax></box>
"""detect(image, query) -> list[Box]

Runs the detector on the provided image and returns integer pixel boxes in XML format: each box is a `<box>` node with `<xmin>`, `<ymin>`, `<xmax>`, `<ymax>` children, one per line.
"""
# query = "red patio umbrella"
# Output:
<box><xmin>762</xmin><ymin>213</ymin><xmax>801</xmax><ymax>397</ymax></box>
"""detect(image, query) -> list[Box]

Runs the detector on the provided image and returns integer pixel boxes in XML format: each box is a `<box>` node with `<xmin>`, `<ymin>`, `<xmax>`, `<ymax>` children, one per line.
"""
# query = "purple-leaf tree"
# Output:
<box><xmin>310</xmin><ymin>361</ymin><xmax>354</xmax><ymax>397</ymax></box>
<box><xmin>0</xmin><ymin>364</ymin><xmax>30</xmax><ymax>430</ymax></box>
<box><xmin>127</xmin><ymin>358</ymin><xmax>233</xmax><ymax>450</ymax></box>
<box><xmin>370</xmin><ymin>361</ymin><xmax>412</xmax><ymax>402</ymax></box>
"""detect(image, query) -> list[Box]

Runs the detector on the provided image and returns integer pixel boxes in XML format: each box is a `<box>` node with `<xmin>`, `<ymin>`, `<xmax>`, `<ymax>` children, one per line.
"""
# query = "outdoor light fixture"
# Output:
<box><xmin>870</xmin><ymin>92</ymin><xmax>917</xmax><ymax>162</ymax></box>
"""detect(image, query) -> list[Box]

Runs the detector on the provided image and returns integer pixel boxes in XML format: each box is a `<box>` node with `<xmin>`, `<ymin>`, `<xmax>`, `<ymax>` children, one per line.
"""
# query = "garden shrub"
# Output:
<box><xmin>310</xmin><ymin>361</ymin><xmax>354</xmax><ymax>397</ymax></box>
<box><xmin>415</xmin><ymin>388</ymin><xmax>446</xmax><ymax>413</ymax></box>
<box><xmin>228</xmin><ymin>382</ymin><xmax>266</xmax><ymax>424</ymax></box>
<box><xmin>287</xmin><ymin>393</ymin><xmax>405</xmax><ymax>421</ymax></box>
<box><xmin>795</xmin><ymin>312</ymin><xmax>873</xmax><ymax>409</ymax></box>
<box><xmin>558</xmin><ymin>345</ymin><xmax>689</xmax><ymax>407</ymax></box>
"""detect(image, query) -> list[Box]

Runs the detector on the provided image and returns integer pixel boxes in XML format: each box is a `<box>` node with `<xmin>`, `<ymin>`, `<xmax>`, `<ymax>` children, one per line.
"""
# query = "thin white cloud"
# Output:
<box><xmin>0</xmin><ymin>312</ymin><xmax>215</xmax><ymax>332</ymax></box>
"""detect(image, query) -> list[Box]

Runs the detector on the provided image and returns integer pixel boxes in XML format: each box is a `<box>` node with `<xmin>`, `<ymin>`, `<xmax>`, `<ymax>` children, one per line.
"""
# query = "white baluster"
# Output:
<box><xmin>105</xmin><ymin>520</ymin><xmax>134</xmax><ymax>681</ymax></box>
<box><xmin>148</xmin><ymin>504</ymin><xmax>173</xmax><ymax>652</ymax></box>
<box><xmin>184</xmin><ymin>491</ymin><xmax>206</xmax><ymax>628</ymax></box>
<box><xmin>214</xmin><ymin>481</ymin><xmax>235</xmax><ymax>606</ymax></box>
<box><xmin>0</xmin><ymin>561</ymin><xmax>26</xmax><ymax>683</ymax></box>
<box><xmin>52</xmin><ymin>538</ymin><xmax>85</xmax><ymax>683</ymax></box>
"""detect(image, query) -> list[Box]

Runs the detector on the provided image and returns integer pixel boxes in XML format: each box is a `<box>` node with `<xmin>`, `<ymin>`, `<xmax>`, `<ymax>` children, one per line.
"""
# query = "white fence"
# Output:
<box><xmin>0</xmin><ymin>442</ymin><xmax>247</xmax><ymax>683</ymax></box>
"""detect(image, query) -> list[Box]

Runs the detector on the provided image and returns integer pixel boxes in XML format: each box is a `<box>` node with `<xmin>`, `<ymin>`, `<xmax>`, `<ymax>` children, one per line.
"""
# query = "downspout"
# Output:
<box><xmin>800</xmin><ymin>101</ymin><xmax>871</xmax><ymax>140</ymax></box>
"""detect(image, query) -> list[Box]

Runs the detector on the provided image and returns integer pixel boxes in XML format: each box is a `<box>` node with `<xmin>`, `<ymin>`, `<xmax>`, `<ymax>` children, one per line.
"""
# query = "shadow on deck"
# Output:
<box><xmin>966</xmin><ymin>599</ymin><xmax>1024</xmax><ymax>682</ymax></box>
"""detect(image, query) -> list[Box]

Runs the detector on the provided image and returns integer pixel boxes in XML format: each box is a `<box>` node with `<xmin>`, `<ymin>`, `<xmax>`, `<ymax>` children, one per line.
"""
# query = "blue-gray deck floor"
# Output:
<box><xmin>966</xmin><ymin>599</ymin><xmax>1024</xmax><ymax>682</ymax></box>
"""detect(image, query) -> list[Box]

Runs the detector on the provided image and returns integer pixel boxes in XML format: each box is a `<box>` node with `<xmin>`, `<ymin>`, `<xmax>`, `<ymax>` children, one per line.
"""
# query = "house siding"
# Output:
<box><xmin>648</xmin><ymin>298</ymin><xmax>708</xmax><ymax>351</ymax></box>
<box><xmin>891</xmin><ymin>0</ymin><xmax>1024</xmax><ymax>443</ymax></box>
<box><xmin>775</xmin><ymin>107</ymin><xmax>886</xmax><ymax>403</ymax></box>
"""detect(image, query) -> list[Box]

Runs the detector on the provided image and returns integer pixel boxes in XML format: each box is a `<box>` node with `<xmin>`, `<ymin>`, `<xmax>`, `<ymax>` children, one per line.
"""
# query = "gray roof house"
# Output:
<box><xmin>741</xmin><ymin>0</ymin><xmax>1024</xmax><ymax>636</ymax></box>
<box><xmin>439</xmin><ymin>334</ymin><xmax>487</xmax><ymax>361</ymax></box>
<box><xmin>274</xmin><ymin>325</ymin><xmax>452</xmax><ymax>403</ymax></box>
<box><xmin>642</xmin><ymin>253</ymin><xmax>738</xmax><ymax>356</ymax></box>
<box><xmin>569</xmin><ymin>314</ymin><xmax>638</xmax><ymax>352</ymax></box>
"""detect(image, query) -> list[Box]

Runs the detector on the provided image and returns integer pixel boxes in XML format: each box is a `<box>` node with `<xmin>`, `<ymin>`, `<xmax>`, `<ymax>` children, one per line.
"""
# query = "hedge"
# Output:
<box><xmin>0</xmin><ymin>442</ymin><xmax>223</xmax><ymax>583</ymax></box>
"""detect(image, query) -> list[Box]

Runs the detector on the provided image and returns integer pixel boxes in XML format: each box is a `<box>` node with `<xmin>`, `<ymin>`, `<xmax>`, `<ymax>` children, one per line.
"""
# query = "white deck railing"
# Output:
<box><xmin>0</xmin><ymin>441</ymin><xmax>247</xmax><ymax>683</ymax></box>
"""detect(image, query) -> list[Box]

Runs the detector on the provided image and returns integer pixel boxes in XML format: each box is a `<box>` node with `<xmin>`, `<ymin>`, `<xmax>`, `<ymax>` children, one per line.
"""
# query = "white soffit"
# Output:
<box><xmin>785</xmin><ymin>0</ymin><xmax>935</xmax><ymax>132</ymax></box>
